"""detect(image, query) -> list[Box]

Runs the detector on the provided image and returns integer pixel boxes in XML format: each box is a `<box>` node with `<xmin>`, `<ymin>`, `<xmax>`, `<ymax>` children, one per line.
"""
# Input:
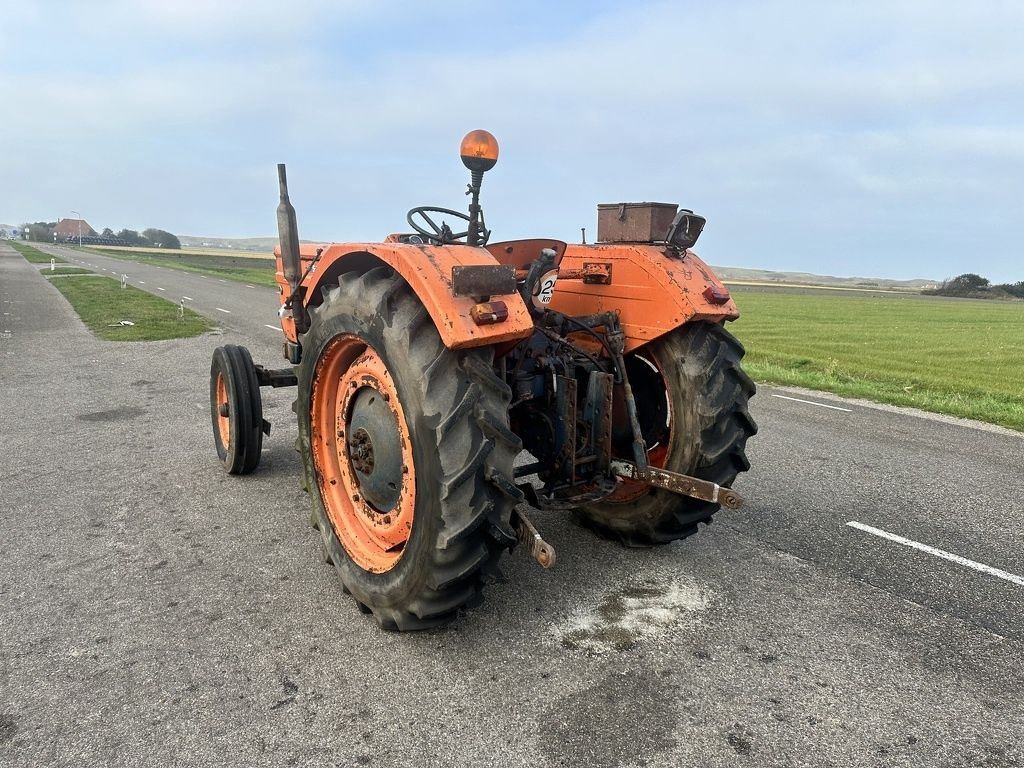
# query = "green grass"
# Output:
<box><xmin>85</xmin><ymin>247</ymin><xmax>279</xmax><ymax>288</ymax></box>
<box><xmin>43</xmin><ymin>266</ymin><xmax>94</xmax><ymax>276</ymax></box>
<box><xmin>11</xmin><ymin>241</ymin><xmax>66</xmax><ymax>264</ymax></box>
<box><xmin>729</xmin><ymin>289</ymin><xmax>1024</xmax><ymax>430</ymax></box>
<box><xmin>48</xmin><ymin>275</ymin><xmax>213</xmax><ymax>341</ymax></box>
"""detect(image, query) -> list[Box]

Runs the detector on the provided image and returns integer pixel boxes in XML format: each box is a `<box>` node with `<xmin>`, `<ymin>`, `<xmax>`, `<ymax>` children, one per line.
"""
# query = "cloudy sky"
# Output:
<box><xmin>2</xmin><ymin>1</ymin><xmax>1022</xmax><ymax>282</ymax></box>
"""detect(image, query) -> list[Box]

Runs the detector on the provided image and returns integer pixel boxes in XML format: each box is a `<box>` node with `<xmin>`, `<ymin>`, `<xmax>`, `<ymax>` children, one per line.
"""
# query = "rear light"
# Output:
<box><xmin>702</xmin><ymin>285</ymin><xmax>730</xmax><ymax>305</ymax></box>
<box><xmin>581</xmin><ymin>262</ymin><xmax>612</xmax><ymax>285</ymax></box>
<box><xmin>470</xmin><ymin>300</ymin><xmax>509</xmax><ymax>325</ymax></box>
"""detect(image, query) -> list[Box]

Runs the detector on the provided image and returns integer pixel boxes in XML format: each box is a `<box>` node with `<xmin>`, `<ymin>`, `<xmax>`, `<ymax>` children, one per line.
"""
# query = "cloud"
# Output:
<box><xmin>2</xmin><ymin>0</ymin><xmax>1023</xmax><ymax>281</ymax></box>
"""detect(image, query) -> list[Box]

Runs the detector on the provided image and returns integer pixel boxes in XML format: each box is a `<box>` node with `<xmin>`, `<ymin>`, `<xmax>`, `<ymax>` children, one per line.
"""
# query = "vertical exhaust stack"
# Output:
<box><xmin>276</xmin><ymin>164</ymin><xmax>301</xmax><ymax>292</ymax></box>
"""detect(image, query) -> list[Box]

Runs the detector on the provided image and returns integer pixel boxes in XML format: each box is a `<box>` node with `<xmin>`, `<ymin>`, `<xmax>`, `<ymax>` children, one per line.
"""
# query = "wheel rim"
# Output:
<box><xmin>311</xmin><ymin>335</ymin><xmax>416</xmax><ymax>573</ymax></box>
<box><xmin>215</xmin><ymin>372</ymin><xmax>231</xmax><ymax>450</ymax></box>
<box><xmin>607</xmin><ymin>350</ymin><xmax>673</xmax><ymax>503</ymax></box>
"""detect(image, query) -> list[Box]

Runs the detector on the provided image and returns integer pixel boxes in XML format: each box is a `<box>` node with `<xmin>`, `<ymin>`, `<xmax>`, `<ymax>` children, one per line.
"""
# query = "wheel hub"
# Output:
<box><xmin>348</xmin><ymin>428</ymin><xmax>375</xmax><ymax>473</ymax></box>
<box><xmin>346</xmin><ymin>387</ymin><xmax>403</xmax><ymax>512</ymax></box>
<box><xmin>215</xmin><ymin>373</ymin><xmax>230</xmax><ymax>449</ymax></box>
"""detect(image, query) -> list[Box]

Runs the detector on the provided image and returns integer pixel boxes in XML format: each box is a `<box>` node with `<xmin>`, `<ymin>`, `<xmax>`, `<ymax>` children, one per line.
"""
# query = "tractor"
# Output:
<box><xmin>209</xmin><ymin>130</ymin><xmax>757</xmax><ymax>630</ymax></box>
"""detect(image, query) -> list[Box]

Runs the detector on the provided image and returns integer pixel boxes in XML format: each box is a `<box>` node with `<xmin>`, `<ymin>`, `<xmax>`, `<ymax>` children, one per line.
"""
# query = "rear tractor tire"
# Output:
<box><xmin>209</xmin><ymin>344</ymin><xmax>264</xmax><ymax>475</ymax></box>
<box><xmin>295</xmin><ymin>267</ymin><xmax>521</xmax><ymax>630</ymax></box>
<box><xmin>575</xmin><ymin>322</ymin><xmax>757</xmax><ymax>546</ymax></box>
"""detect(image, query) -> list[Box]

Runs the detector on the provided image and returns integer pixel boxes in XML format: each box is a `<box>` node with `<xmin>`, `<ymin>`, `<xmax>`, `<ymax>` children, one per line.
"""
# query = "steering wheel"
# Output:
<box><xmin>406</xmin><ymin>207</ymin><xmax>471</xmax><ymax>244</ymax></box>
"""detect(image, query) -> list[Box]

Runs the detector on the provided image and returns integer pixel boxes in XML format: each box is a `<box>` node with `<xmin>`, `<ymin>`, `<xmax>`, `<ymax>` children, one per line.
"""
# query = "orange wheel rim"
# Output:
<box><xmin>311</xmin><ymin>335</ymin><xmax>416</xmax><ymax>573</ymax></box>
<box><xmin>215</xmin><ymin>372</ymin><xmax>231</xmax><ymax>449</ymax></box>
<box><xmin>607</xmin><ymin>350</ymin><xmax>672</xmax><ymax>503</ymax></box>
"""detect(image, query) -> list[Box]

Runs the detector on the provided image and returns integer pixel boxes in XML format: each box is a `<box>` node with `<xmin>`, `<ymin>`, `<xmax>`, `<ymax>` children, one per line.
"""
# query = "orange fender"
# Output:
<box><xmin>275</xmin><ymin>243</ymin><xmax>534</xmax><ymax>350</ymax></box>
<box><xmin>547</xmin><ymin>244</ymin><xmax>738</xmax><ymax>353</ymax></box>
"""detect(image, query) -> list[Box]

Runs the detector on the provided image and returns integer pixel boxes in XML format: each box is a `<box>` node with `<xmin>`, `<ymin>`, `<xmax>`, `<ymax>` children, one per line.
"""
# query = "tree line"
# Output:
<box><xmin>923</xmin><ymin>273</ymin><xmax>1024</xmax><ymax>299</ymax></box>
<box><xmin>20</xmin><ymin>222</ymin><xmax>181</xmax><ymax>250</ymax></box>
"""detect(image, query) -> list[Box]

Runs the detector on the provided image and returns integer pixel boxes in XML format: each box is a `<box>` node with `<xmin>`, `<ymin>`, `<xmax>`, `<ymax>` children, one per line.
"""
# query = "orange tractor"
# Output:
<box><xmin>210</xmin><ymin>131</ymin><xmax>756</xmax><ymax>630</ymax></box>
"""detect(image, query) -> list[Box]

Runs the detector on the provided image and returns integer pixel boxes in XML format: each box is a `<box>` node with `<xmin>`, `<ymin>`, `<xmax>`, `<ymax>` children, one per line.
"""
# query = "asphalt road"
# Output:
<box><xmin>2</xmin><ymin>242</ymin><xmax>1022</xmax><ymax>767</ymax></box>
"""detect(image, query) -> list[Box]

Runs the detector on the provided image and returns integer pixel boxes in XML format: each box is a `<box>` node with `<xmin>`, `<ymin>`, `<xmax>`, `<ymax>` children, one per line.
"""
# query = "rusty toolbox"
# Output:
<box><xmin>596</xmin><ymin>202</ymin><xmax>678</xmax><ymax>243</ymax></box>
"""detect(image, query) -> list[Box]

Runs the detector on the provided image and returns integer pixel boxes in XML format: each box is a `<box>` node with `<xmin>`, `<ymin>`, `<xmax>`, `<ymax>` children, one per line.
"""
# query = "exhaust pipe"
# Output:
<box><xmin>276</xmin><ymin>164</ymin><xmax>301</xmax><ymax>292</ymax></box>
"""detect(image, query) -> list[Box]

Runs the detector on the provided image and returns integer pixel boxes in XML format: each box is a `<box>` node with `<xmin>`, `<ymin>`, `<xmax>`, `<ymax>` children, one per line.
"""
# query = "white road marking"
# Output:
<box><xmin>138</xmin><ymin>281</ymin><xmax>145</xmax><ymax>285</ymax></box>
<box><xmin>847</xmin><ymin>521</ymin><xmax>1024</xmax><ymax>587</ymax></box>
<box><xmin>182</xmin><ymin>296</ymin><xmax>193</xmax><ymax>301</ymax></box>
<box><xmin>218</xmin><ymin>279</ymin><xmax>227</xmax><ymax>283</ymax></box>
<box><xmin>216</xmin><ymin>307</ymin><xmax>231</xmax><ymax>314</ymax></box>
<box><xmin>265</xmin><ymin>324</ymin><xmax>281</xmax><ymax>331</ymax></box>
<box><xmin>246</xmin><ymin>284</ymin><xmax>256</xmax><ymax>289</ymax></box>
<box><xmin>771</xmin><ymin>394</ymin><xmax>852</xmax><ymax>412</ymax></box>
<box><xmin>157</xmin><ymin>287</ymin><xmax>166</xmax><ymax>291</ymax></box>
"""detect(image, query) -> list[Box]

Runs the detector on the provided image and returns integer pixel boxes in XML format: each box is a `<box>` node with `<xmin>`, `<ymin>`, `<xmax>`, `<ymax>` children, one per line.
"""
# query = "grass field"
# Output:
<box><xmin>48</xmin><ymin>275</ymin><xmax>213</xmax><ymax>341</ymax></box>
<box><xmin>83</xmin><ymin>247</ymin><xmax>278</xmax><ymax>288</ymax></box>
<box><xmin>95</xmin><ymin>244</ymin><xmax>273</xmax><ymax>259</ymax></box>
<box><xmin>11</xmin><ymin>241</ymin><xmax>66</xmax><ymax>264</ymax></box>
<box><xmin>43</xmin><ymin>266</ymin><xmax>94</xmax><ymax>276</ymax></box>
<box><xmin>729</xmin><ymin>288</ymin><xmax>1024</xmax><ymax>431</ymax></box>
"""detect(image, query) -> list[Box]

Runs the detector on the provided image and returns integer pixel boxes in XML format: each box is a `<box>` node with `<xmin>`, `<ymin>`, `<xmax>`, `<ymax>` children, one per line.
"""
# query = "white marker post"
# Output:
<box><xmin>121</xmin><ymin>274</ymin><xmax>128</xmax><ymax>289</ymax></box>
<box><xmin>177</xmin><ymin>299</ymin><xmax>185</xmax><ymax>321</ymax></box>
<box><xmin>50</xmin><ymin>258</ymin><xmax>55</xmax><ymax>272</ymax></box>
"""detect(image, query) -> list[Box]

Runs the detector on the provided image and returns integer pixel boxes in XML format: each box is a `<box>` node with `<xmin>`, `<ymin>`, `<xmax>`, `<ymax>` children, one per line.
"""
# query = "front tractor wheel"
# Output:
<box><xmin>576</xmin><ymin>322</ymin><xmax>757</xmax><ymax>546</ymax></box>
<box><xmin>296</xmin><ymin>267</ymin><xmax>521</xmax><ymax>630</ymax></box>
<box><xmin>209</xmin><ymin>344</ymin><xmax>264</xmax><ymax>475</ymax></box>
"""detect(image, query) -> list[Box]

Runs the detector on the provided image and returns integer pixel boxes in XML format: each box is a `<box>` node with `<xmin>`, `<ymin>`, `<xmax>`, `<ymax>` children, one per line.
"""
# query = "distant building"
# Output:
<box><xmin>54</xmin><ymin>218</ymin><xmax>97</xmax><ymax>241</ymax></box>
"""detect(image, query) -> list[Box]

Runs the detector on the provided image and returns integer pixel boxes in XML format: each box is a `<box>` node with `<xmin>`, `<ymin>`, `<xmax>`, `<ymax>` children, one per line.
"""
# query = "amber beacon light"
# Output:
<box><xmin>460</xmin><ymin>130</ymin><xmax>500</xmax><ymax>172</ymax></box>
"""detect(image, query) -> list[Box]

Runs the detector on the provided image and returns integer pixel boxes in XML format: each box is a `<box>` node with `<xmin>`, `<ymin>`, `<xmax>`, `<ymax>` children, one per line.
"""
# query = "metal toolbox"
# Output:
<box><xmin>596</xmin><ymin>202</ymin><xmax>678</xmax><ymax>243</ymax></box>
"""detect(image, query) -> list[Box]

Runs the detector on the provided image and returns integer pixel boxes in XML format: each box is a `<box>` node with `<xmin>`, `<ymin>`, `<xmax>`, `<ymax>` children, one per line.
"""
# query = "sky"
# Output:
<box><xmin>1</xmin><ymin>0</ymin><xmax>1022</xmax><ymax>282</ymax></box>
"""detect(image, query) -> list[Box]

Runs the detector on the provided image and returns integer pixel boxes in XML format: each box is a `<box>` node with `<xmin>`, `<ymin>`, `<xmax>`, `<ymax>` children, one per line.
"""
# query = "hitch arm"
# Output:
<box><xmin>510</xmin><ymin>508</ymin><xmax>556</xmax><ymax>568</ymax></box>
<box><xmin>612</xmin><ymin>461</ymin><xmax>744</xmax><ymax>510</ymax></box>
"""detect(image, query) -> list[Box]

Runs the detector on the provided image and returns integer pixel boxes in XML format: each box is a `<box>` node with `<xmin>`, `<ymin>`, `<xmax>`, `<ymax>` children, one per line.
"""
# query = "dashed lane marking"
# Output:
<box><xmin>771</xmin><ymin>394</ymin><xmax>852</xmax><ymax>412</ymax></box>
<box><xmin>216</xmin><ymin>307</ymin><xmax>231</xmax><ymax>314</ymax></box>
<box><xmin>265</xmin><ymin>324</ymin><xmax>281</xmax><ymax>331</ymax></box>
<box><xmin>847</xmin><ymin>521</ymin><xmax>1024</xmax><ymax>587</ymax></box>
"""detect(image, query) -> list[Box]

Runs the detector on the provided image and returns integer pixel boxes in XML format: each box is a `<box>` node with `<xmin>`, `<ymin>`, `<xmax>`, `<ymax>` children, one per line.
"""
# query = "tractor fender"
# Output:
<box><xmin>547</xmin><ymin>244</ymin><xmax>739</xmax><ymax>353</ymax></box>
<box><xmin>277</xmin><ymin>243</ymin><xmax>534</xmax><ymax>350</ymax></box>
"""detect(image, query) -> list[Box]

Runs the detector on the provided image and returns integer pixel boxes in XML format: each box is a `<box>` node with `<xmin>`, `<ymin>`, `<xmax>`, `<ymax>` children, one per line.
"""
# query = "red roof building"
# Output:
<box><xmin>54</xmin><ymin>218</ymin><xmax>97</xmax><ymax>239</ymax></box>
